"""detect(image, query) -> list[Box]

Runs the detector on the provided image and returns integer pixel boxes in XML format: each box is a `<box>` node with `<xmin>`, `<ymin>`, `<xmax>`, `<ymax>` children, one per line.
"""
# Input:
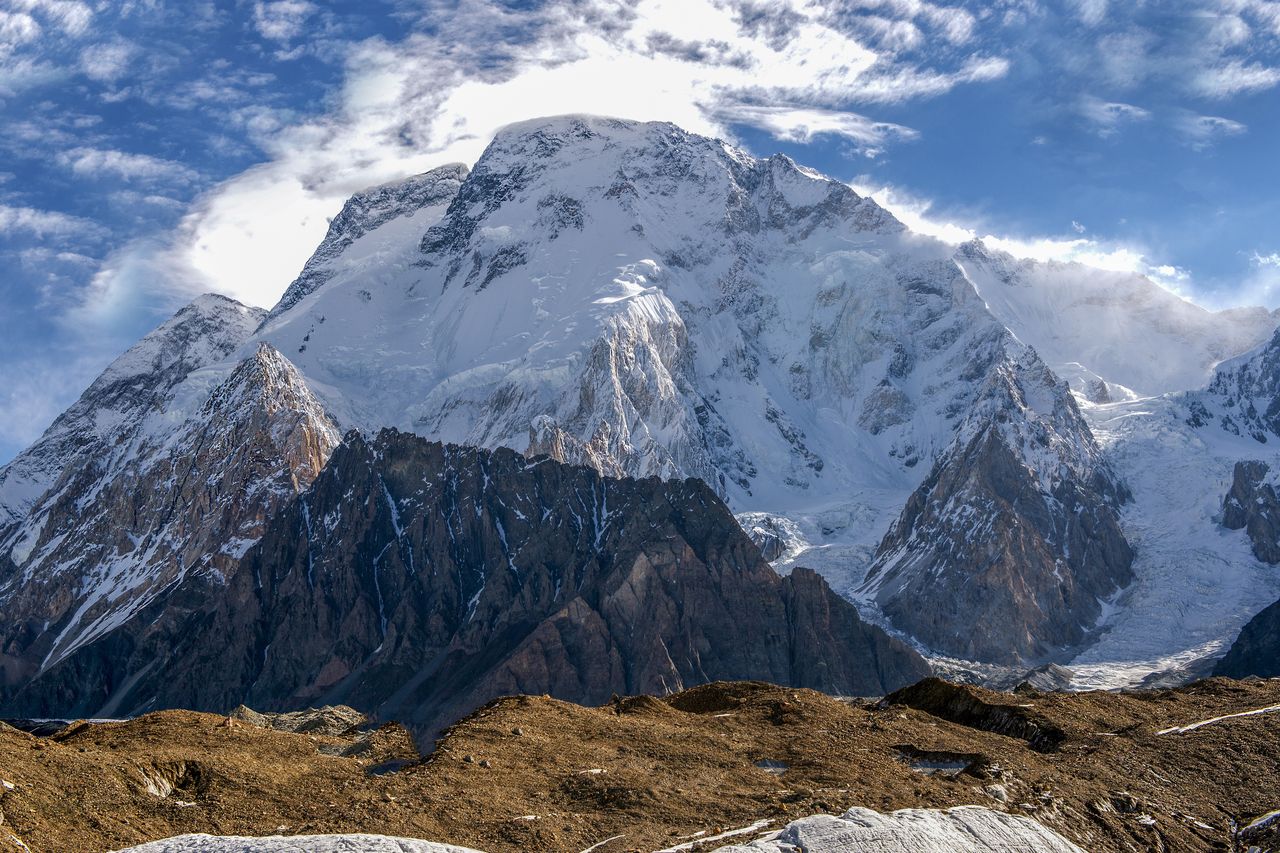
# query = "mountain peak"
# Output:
<box><xmin>265</xmin><ymin>163</ymin><xmax>470</xmax><ymax>320</ymax></box>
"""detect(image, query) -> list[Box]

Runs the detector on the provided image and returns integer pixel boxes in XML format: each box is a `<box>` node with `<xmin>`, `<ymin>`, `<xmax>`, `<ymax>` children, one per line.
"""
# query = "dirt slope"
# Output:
<box><xmin>2</xmin><ymin>677</ymin><xmax>1278</xmax><ymax>852</ymax></box>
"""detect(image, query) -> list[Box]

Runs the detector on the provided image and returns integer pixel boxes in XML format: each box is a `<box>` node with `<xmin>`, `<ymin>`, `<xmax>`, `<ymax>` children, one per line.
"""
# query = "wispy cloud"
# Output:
<box><xmin>0</xmin><ymin>204</ymin><xmax>104</xmax><ymax>239</ymax></box>
<box><xmin>1176</xmin><ymin>111</ymin><xmax>1247</xmax><ymax>148</ymax></box>
<box><xmin>83</xmin><ymin>0</ymin><xmax>1012</xmax><ymax>311</ymax></box>
<box><xmin>252</xmin><ymin>0</ymin><xmax>317</xmax><ymax>43</ymax></box>
<box><xmin>55</xmin><ymin>147</ymin><xmax>199</xmax><ymax>185</ymax></box>
<box><xmin>712</xmin><ymin>103</ymin><xmax>918</xmax><ymax>153</ymax></box>
<box><xmin>851</xmin><ymin>179</ymin><xmax>1189</xmax><ymax>289</ymax></box>
<box><xmin>1078</xmin><ymin>96</ymin><xmax>1151</xmax><ymax>136</ymax></box>
<box><xmin>0</xmin><ymin>10</ymin><xmax>41</xmax><ymax>59</ymax></box>
<box><xmin>1069</xmin><ymin>0</ymin><xmax>1110</xmax><ymax>27</ymax></box>
<box><xmin>10</xmin><ymin>0</ymin><xmax>91</xmax><ymax>38</ymax></box>
<box><xmin>78</xmin><ymin>39</ymin><xmax>135</xmax><ymax>82</ymax></box>
<box><xmin>1192</xmin><ymin>58</ymin><xmax>1280</xmax><ymax>97</ymax></box>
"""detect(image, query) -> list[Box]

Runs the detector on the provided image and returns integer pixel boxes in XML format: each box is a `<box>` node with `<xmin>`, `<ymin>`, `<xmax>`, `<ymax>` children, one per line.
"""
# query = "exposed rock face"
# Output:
<box><xmin>267</xmin><ymin>164</ymin><xmax>469</xmax><ymax>320</ymax></box>
<box><xmin>1214</xmin><ymin>598</ymin><xmax>1280</xmax><ymax>678</ymax></box>
<box><xmin>863</xmin><ymin>353</ymin><xmax>1133</xmax><ymax>664</ymax></box>
<box><xmin>0</xmin><ymin>294</ymin><xmax>264</xmax><ymax>528</ymax></box>
<box><xmin>0</xmin><ymin>340</ymin><xmax>340</xmax><ymax>693</ymax></box>
<box><xmin>1</xmin><ymin>430</ymin><xmax>928</xmax><ymax>736</ymax></box>
<box><xmin>1193</xmin><ymin>327</ymin><xmax>1280</xmax><ymax>442</ymax></box>
<box><xmin>1221</xmin><ymin>460</ymin><xmax>1280</xmax><ymax>564</ymax></box>
<box><xmin>230</xmin><ymin>704</ymin><xmax>368</xmax><ymax>736</ymax></box>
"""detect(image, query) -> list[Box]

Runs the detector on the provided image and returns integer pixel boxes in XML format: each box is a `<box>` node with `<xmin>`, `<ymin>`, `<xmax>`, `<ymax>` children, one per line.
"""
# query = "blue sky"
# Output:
<box><xmin>2</xmin><ymin>0</ymin><xmax>1279</xmax><ymax>464</ymax></box>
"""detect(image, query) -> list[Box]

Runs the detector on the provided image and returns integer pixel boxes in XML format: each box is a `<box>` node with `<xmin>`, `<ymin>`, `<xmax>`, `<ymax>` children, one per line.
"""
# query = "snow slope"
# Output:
<box><xmin>0</xmin><ymin>295</ymin><xmax>264</xmax><ymax>528</ymax></box>
<box><xmin>1067</xmin><ymin>333</ymin><xmax>1280</xmax><ymax>686</ymax></box>
<box><xmin>956</xmin><ymin>240</ymin><xmax>1277</xmax><ymax>398</ymax></box>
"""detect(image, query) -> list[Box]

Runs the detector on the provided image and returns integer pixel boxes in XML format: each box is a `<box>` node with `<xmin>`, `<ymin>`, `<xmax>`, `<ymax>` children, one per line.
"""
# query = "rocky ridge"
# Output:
<box><xmin>0</xmin><ymin>294</ymin><xmax>264</xmax><ymax>528</ymax></box>
<box><xmin>2</xmin><ymin>429</ymin><xmax>927</xmax><ymax>736</ymax></box>
<box><xmin>0</xmin><ymin>341</ymin><xmax>340</xmax><ymax>695</ymax></box>
<box><xmin>268</xmin><ymin>164</ymin><xmax>470</xmax><ymax>320</ymax></box>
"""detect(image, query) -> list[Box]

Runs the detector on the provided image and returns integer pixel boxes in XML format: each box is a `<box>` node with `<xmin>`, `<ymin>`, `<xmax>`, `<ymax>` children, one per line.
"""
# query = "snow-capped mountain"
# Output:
<box><xmin>244</xmin><ymin>116</ymin><xmax>1139</xmax><ymax>663</ymax></box>
<box><xmin>2</xmin><ymin>115</ymin><xmax>1279</xmax><ymax>708</ymax></box>
<box><xmin>0</xmin><ymin>294</ymin><xmax>264</xmax><ymax>528</ymax></box>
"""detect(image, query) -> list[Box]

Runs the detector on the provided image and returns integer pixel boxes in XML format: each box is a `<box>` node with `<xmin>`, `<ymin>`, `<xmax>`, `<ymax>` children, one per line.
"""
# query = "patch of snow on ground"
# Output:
<box><xmin>1156</xmin><ymin>702</ymin><xmax>1280</xmax><ymax>735</ymax></box>
<box><xmin>712</xmin><ymin>805</ymin><xmax>1084</xmax><ymax>852</ymax></box>
<box><xmin>111</xmin><ymin>834</ymin><xmax>485</xmax><ymax>853</ymax></box>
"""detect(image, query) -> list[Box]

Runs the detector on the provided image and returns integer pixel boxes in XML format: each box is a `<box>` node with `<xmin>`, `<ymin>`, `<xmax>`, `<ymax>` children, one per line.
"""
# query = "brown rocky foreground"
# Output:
<box><xmin>2</xmin><ymin>677</ymin><xmax>1279</xmax><ymax>853</ymax></box>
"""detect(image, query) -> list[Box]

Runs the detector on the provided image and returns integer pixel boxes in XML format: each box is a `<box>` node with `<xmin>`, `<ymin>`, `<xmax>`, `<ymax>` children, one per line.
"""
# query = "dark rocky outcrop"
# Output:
<box><xmin>1202</xmin><ymin>327</ymin><xmax>1280</xmax><ymax>442</ymax></box>
<box><xmin>1214</xmin><ymin>598</ymin><xmax>1280</xmax><ymax>678</ymax></box>
<box><xmin>230</xmin><ymin>704</ymin><xmax>368</xmax><ymax>736</ymax></box>
<box><xmin>884</xmin><ymin>678</ymin><xmax>1067</xmax><ymax>753</ymax></box>
<box><xmin>1221</xmin><ymin>460</ymin><xmax>1280</xmax><ymax>564</ymax></box>
<box><xmin>866</xmin><ymin>421</ymin><xmax>1133</xmax><ymax>665</ymax></box>
<box><xmin>1</xmin><ymin>430</ymin><xmax>928</xmax><ymax>738</ymax></box>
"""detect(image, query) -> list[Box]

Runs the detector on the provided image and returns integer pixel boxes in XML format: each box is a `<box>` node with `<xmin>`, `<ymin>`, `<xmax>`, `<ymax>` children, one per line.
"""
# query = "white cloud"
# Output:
<box><xmin>1192</xmin><ymin>58</ymin><xmax>1280</xmax><ymax>98</ymax></box>
<box><xmin>712</xmin><ymin>103</ymin><xmax>918</xmax><ymax>152</ymax></box>
<box><xmin>67</xmin><ymin>237</ymin><xmax>207</xmax><ymax>331</ymax></box>
<box><xmin>79</xmin><ymin>40</ymin><xmax>135</xmax><ymax>82</ymax></box>
<box><xmin>851</xmin><ymin>179</ymin><xmax>1188</xmax><ymax>289</ymax></box>
<box><xmin>80</xmin><ymin>0</ymin><xmax>1010</xmax><ymax>312</ymax></box>
<box><xmin>56</xmin><ymin>147</ymin><xmax>199</xmax><ymax>184</ymax></box>
<box><xmin>253</xmin><ymin>0</ymin><xmax>317</xmax><ymax>43</ymax></box>
<box><xmin>1176</xmin><ymin>112</ymin><xmax>1247</xmax><ymax>149</ymax></box>
<box><xmin>0</xmin><ymin>11</ymin><xmax>41</xmax><ymax>58</ymax></box>
<box><xmin>10</xmin><ymin>0</ymin><xmax>91</xmax><ymax>37</ymax></box>
<box><xmin>0</xmin><ymin>204</ymin><xmax>104</xmax><ymax>239</ymax></box>
<box><xmin>1254</xmin><ymin>251</ymin><xmax>1280</xmax><ymax>267</ymax></box>
<box><xmin>0</xmin><ymin>55</ymin><xmax>65</xmax><ymax>97</ymax></box>
<box><xmin>1070</xmin><ymin>0</ymin><xmax>1110</xmax><ymax>27</ymax></box>
<box><xmin>1078</xmin><ymin>96</ymin><xmax>1150</xmax><ymax>136</ymax></box>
